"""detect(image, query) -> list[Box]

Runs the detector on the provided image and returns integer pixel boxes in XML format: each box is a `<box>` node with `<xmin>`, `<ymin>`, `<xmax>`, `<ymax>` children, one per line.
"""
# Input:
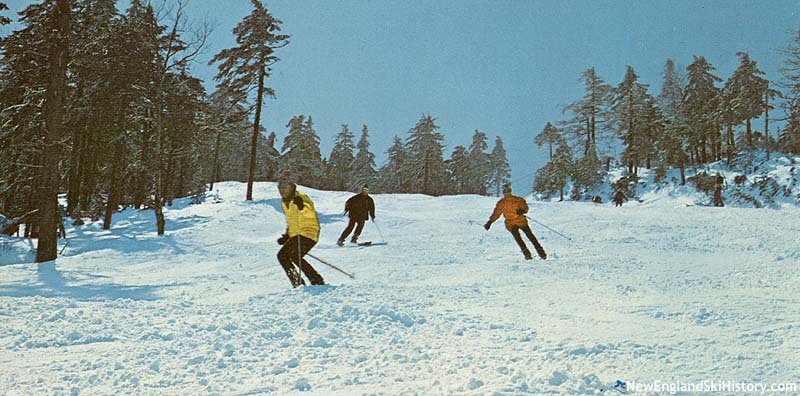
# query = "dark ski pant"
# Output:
<box><xmin>339</xmin><ymin>217</ymin><xmax>366</xmax><ymax>242</ymax></box>
<box><xmin>509</xmin><ymin>225</ymin><xmax>546</xmax><ymax>259</ymax></box>
<box><xmin>277</xmin><ymin>235</ymin><xmax>325</xmax><ymax>287</ymax></box>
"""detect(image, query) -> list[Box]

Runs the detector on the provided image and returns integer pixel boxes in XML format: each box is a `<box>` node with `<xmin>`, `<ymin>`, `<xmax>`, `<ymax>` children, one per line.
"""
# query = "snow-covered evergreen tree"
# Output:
<box><xmin>534</xmin><ymin>122</ymin><xmax>561</xmax><ymax>160</ymax></box>
<box><xmin>609</xmin><ymin>66</ymin><xmax>650</xmax><ymax>175</ymax></box>
<box><xmin>209</xmin><ymin>0</ymin><xmax>289</xmax><ymax>200</ymax></box>
<box><xmin>446</xmin><ymin>145</ymin><xmax>469</xmax><ymax>194</ymax></box>
<box><xmin>378</xmin><ymin>136</ymin><xmax>407</xmax><ymax>193</ymax></box>
<box><xmin>278</xmin><ymin>115</ymin><xmax>324</xmax><ymax>188</ymax></box>
<box><xmin>350</xmin><ymin>124</ymin><xmax>377</xmax><ymax>191</ymax></box>
<box><xmin>779</xmin><ymin>28</ymin><xmax>800</xmax><ymax>153</ymax></box>
<box><xmin>534</xmin><ymin>141</ymin><xmax>572</xmax><ymax>201</ymax></box>
<box><xmin>402</xmin><ymin>115</ymin><xmax>448</xmax><ymax>195</ymax></box>
<box><xmin>571</xmin><ymin>144</ymin><xmax>603</xmax><ymax>200</ymax></box>
<box><xmin>326</xmin><ymin>124</ymin><xmax>355</xmax><ymax>191</ymax></box>
<box><xmin>656</xmin><ymin>59</ymin><xmax>689</xmax><ymax>183</ymax></box>
<box><xmin>726</xmin><ymin>52</ymin><xmax>769</xmax><ymax>148</ymax></box>
<box><xmin>466</xmin><ymin>130</ymin><xmax>492</xmax><ymax>195</ymax></box>
<box><xmin>685</xmin><ymin>56</ymin><xmax>722</xmax><ymax>164</ymax></box>
<box><xmin>488</xmin><ymin>137</ymin><xmax>511</xmax><ymax>197</ymax></box>
<box><xmin>562</xmin><ymin>67</ymin><xmax>613</xmax><ymax>156</ymax></box>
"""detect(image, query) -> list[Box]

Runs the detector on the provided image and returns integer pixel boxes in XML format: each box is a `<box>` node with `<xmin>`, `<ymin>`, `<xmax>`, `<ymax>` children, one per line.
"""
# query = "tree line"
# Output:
<box><xmin>0</xmin><ymin>0</ymin><xmax>511</xmax><ymax>262</ymax></box>
<box><xmin>534</xmin><ymin>38</ymin><xmax>800</xmax><ymax>200</ymax></box>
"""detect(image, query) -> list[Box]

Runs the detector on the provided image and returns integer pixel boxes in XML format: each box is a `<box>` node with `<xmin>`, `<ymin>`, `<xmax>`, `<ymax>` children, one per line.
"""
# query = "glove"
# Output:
<box><xmin>516</xmin><ymin>209</ymin><xmax>525</xmax><ymax>215</ymax></box>
<box><xmin>484</xmin><ymin>222</ymin><xmax>491</xmax><ymax>230</ymax></box>
<box><xmin>277</xmin><ymin>234</ymin><xmax>289</xmax><ymax>245</ymax></box>
<box><xmin>292</xmin><ymin>196</ymin><xmax>304</xmax><ymax>210</ymax></box>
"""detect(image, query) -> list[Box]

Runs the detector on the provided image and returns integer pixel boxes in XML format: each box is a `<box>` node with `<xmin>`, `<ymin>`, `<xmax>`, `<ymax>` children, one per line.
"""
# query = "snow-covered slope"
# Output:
<box><xmin>1</xmin><ymin>182</ymin><xmax>798</xmax><ymax>395</ymax></box>
<box><xmin>561</xmin><ymin>153</ymin><xmax>800</xmax><ymax>209</ymax></box>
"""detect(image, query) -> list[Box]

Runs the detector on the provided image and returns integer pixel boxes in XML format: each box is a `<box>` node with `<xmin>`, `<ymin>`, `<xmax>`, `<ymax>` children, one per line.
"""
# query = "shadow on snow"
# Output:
<box><xmin>0</xmin><ymin>261</ymin><xmax>180</xmax><ymax>301</ymax></box>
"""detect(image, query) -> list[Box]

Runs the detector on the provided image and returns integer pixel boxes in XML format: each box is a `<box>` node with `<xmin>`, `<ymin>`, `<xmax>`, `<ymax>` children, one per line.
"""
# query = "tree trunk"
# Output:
<box><xmin>765</xmin><ymin>93</ymin><xmax>770</xmax><ymax>161</ymax></box>
<box><xmin>246</xmin><ymin>67</ymin><xmax>266</xmax><ymax>201</ymax></box>
<box><xmin>584</xmin><ymin>118</ymin><xmax>591</xmax><ymax>156</ymax></box>
<box><xmin>36</xmin><ymin>0</ymin><xmax>70</xmax><ymax>263</ymax></box>
<box><xmin>103</xmin><ymin>139</ymin><xmax>124</xmax><ymax>230</ymax></box>
<box><xmin>746</xmin><ymin>118</ymin><xmax>752</xmax><ymax>147</ymax></box>
<box><xmin>3</xmin><ymin>163</ymin><xmax>16</xmax><ymax>214</ymax></box>
<box><xmin>726</xmin><ymin>123</ymin><xmax>735</xmax><ymax>163</ymax></box>
<box><xmin>210</xmin><ymin>128</ymin><xmax>222</xmax><ymax>191</ymax></box>
<box><xmin>66</xmin><ymin>109</ymin><xmax>83</xmax><ymax>215</ymax></box>
<box><xmin>165</xmin><ymin>147</ymin><xmax>175</xmax><ymax>206</ymax></box>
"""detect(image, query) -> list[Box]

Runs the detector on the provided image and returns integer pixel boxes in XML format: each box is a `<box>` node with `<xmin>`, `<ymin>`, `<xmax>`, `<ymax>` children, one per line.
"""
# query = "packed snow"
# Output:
<box><xmin>1</xmin><ymin>181</ymin><xmax>798</xmax><ymax>395</ymax></box>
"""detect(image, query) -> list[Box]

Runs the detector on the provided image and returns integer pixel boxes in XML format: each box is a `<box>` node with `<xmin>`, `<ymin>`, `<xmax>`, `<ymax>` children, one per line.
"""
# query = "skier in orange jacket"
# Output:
<box><xmin>484</xmin><ymin>184</ymin><xmax>547</xmax><ymax>260</ymax></box>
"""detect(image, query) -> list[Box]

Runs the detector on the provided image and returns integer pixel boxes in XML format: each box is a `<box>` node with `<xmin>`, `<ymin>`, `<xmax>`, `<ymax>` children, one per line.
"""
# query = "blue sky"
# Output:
<box><xmin>5</xmin><ymin>0</ymin><xmax>800</xmax><ymax>190</ymax></box>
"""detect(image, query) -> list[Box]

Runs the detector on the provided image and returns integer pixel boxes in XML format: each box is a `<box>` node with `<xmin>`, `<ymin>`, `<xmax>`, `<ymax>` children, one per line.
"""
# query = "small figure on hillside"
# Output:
<box><xmin>713</xmin><ymin>173</ymin><xmax>725</xmax><ymax>207</ymax></box>
<box><xmin>613</xmin><ymin>190</ymin><xmax>626</xmax><ymax>207</ymax></box>
<box><xmin>337</xmin><ymin>184</ymin><xmax>375</xmax><ymax>246</ymax></box>
<box><xmin>276</xmin><ymin>180</ymin><xmax>325</xmax><ymax>288</ymax></box>
<box><xmin>483</xmin><ymin>184</ymin><xmax>546</xmax><ymax>261</ymax></box>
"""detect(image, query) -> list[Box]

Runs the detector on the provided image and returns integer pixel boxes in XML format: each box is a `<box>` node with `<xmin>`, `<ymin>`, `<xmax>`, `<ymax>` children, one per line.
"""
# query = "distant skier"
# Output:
<box><xmin>484</xmin><ymin>184</ymin><xmax>546</xmax><ymax>260</ymax></box>
<box><xmin>276</xmin><ymin>180</ymin><xmax>325</xmax><ymax>288</ymax></box>
<box><xmin>613</xmin><ymin>190</ymin><xmax>626</xmax><ymax>207</ymax></box>
<box><xmin>713</xmin><ymin>173</ymin><xmax>725</xmax><ymax>207</ymax></box>
<box><xmin>337</xmin><ymin>184</ymin><xmax>375</xmax><ymax>246</ymax></box>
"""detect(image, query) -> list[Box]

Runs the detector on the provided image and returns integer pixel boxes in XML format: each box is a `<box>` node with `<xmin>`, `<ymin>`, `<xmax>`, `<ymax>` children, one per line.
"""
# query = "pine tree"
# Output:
<box><xmin>446</xmin><ymin>145</ymin><xmax>469</xmax><ymax>194</ymax></box>
<box><xmin>488</xmin><ymin>137</ymin><xmax>511</xmax><ymax>197</ymax></box>
<box><xmin>0</xmin><ymin>2</ymin><xmax>10</xmax><ymax>25</ymax></box>
<box><xmin>534</xmin><ymin>141</ymin><xmax>571</xmax><ymax>201</ymax></box>
<box><xmin>326</xmin><ymin>124</ymin><xmax>355</xmax><ymax>191</ymax></box>
<box><xmin>571</xmin><ymin>144</ymin><xmax>603</xmax><ymax>200</ymax></box>
<box><xmin>562</xmin><ymin>67</ymin><xmax>612</xmax><ymax>155</ymax></box>
<box><xmin>350</xmin><ymin>124</ymin><xmax>377</xmax><ymax>191</ymax></box>
<box><xmin>609</xmin><ymin>66</ymin><xmax>650</xmax><ymax>175</ymax></box>
<box><xmin>378</xmin><ymin>136</ymin><xmax>407</xmax><ymax>193</ymax></box>
<box><xmin>0</xmin><ymin>2</ymin><xmax>54</xmax><ymax>223</ymax></box>
<box><xmin>684</xmin><ymin>56</ymin><xmax>722</xmax><ymax>164</ymax></box>
<box><xmin>779</xmin><ymin>28</ymin><xmax>800</xmax><ymax>153</ymax></box>
<box><xmin>726</xmin><ymin>52</ymin><xmax>769</xmax><ymax>148</ymax></box>
<box><xmin>278</xmin><ymin>115</ymin><xmax>324</xmax><ymax>188</ymax></box>
<box><xmin>403</xmin><ymin>114</ymin><xmax>448</xmax><ymax>195</ymax></box>
<box><xmin>37</xmin><ymin>0</ymin><xmax>71</xmax><ymax>262</ymax></box>
<box><xmin>466</xmin><ymin>130</ymin><xmax>491</xmax><ymax>195</ymax></box>
<box><xmin>534</xmin><ymin>122</ymin><xmax>561</xmax><ymax>160</ymax></box>
<box><xmin>657</xmin><ymin>59</ymin><xmax>689</xmax><ymax>183</ymax></box>
<box><xmin>209</xmin><ymin>0</ymin><xmax>289</xmax><ymax>201</ymax></box>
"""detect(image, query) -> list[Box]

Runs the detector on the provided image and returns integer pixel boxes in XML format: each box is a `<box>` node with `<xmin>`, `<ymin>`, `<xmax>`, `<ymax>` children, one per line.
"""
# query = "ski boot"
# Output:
<box><xmin>522</xmin><ymin>249</ymin><xmax>533</xmax><ymax>260</ymax></box>
<box><xmin>337</xmin><ymin>239</ymin><xmax>345</xmax><ymax>247</ymax></box>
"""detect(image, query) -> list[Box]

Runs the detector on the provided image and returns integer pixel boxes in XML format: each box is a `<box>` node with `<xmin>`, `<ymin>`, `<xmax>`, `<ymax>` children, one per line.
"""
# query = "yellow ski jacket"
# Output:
<box><xmin>281</xmin><ymin>191</ymin><xmax>320</xmax><ymax>242</ymax></box>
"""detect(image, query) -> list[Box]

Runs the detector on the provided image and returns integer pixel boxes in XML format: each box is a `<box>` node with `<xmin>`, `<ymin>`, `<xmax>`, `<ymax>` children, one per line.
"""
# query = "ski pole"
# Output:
<box><xmin>372</xmin><ymin>219</ymin><xmax>386</xmax><ymax>243</ymax></box>
<box><xmin>525</xmin><ymin>215</ymin><xmax>572</xmax><ymax>241</ymax></box>
<box><xmin>306</xmin><ymin>253</ymin><xmax>355</xmax><ymax>279</ymax></box>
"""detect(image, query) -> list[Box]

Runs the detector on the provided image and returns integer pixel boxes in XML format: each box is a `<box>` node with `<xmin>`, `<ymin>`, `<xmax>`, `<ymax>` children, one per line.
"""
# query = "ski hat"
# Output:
<box><xmin>277</xmin><ymin>180</ymin><xmax>296</xmax><ymax>191</ymax></box>
<box><xmin>362</xmin><ymin>184</ymin><xmax>369</xmax><ymax>189</ymax></box>
<box><xmin>502</xmin><ymin>183</ymin><xmax>512</xmax><ymax>192</ymax></box>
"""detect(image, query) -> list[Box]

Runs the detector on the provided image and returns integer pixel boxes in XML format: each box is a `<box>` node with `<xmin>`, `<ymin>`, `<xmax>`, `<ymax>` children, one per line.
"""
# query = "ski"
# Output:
<box><xmin>357</xmin><ymin>241</ymin><xmax>387</xmax><ymax>247</ymax></box>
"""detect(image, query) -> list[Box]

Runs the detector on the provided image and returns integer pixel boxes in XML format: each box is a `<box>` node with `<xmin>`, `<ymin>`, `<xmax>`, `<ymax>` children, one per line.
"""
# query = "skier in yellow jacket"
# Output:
<box><xmin>276</xmin><ymin>181</ymin><xmax>325</xmax><ymax>287</ymax></box>
<box><xmin>484</xmin><ymin>184</ymin><xmax>547</xmax><ymax>261</ymax></box>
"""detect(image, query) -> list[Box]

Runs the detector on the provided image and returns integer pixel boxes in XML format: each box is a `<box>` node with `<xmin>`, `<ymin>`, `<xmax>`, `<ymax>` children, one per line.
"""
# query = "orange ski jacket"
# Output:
<box><xmin>488</xmin><ymin>195</ymin><xmax>529</xmax><ymax>230</ymax></box>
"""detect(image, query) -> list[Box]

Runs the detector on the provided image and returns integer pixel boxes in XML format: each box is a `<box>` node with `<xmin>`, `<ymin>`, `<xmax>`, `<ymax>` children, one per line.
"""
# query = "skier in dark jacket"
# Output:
<box><xmin>337</xmin><ymin>184</ymin><xmax>375</xmax><ymax>246</ymax></box>
<box><xmin>713</xmin><ymin>173</ymin><xmax>725</xmax><ymax>207</ymax></box>
<box><xmin>613</xmin><ymin>190</ymin><xmax>626</xmax><ymax>207</ymax></box>
<box><xmin>484</xmin><ymin>184</ymin><xmax>546</xmax><ymax>260</ymax></box>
